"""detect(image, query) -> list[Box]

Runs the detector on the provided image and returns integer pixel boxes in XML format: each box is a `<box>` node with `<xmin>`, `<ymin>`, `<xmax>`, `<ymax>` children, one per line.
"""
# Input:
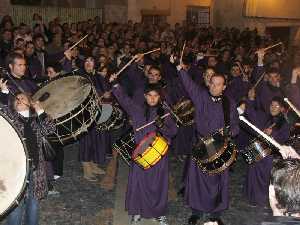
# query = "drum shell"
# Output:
<box><xmin>242</xmin><ymin>139</ymin><xmax>272</xmax><ymax>164</ymax></box>
<box><xmin>0</xmin><ymin>112</ymin><xmax>29</xmax><ymax>216</ymax></box>
<box><xmin>96</xmin><ymin>105</ymin><xmax>125</xmax><ymax>132</ymax></box>
<box><xmin>33</xmin><ymin>74</ymin><xmax>99</xmax><ymax>144</ymax></box>
<box><xmin>192</xmin><ymin>131</ymin><xmax>237</xmax><ymax>174</ymax></box>
<box><xmin>132</xmin><ymin>132</ymin><xmax>169</xmax><ymax>170</ymax></box>
<box><xmin>112</xmin><ymin>129</ymin><xmax>135</xmax><ymax>165</ymax></box>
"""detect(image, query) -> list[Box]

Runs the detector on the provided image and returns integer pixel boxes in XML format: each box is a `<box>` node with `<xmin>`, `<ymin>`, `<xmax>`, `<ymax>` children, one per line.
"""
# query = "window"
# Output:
<box><xmin>186</xmin><ymin>6</ymin><xmax>210</xmax><ymax>27</ymax></box>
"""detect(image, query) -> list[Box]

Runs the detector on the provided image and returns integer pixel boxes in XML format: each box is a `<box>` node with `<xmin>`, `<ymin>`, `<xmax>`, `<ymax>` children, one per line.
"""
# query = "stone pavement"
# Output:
<box><xmin>0</xmin><ymin>142</ymin><xmax>273</xmax><ymax>225</ymax></box>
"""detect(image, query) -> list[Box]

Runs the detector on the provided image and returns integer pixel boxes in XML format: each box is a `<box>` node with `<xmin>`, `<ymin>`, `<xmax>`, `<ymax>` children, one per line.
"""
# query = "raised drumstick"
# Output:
<box><xmin>284</xmin><ymin>98</ymin><xmax>300</xmax><ymax>118</ymax></box>
<box><xmin>69</xmin><ymin>34</ymin><xmax>89</xmax><ymax>51</ymax></box>
<box><xmin>180</xmin><ymin>41</ymin><xmax>186</xmax><ymax>64</ymax></box>
<box><xmin>142</xmin><ymin>48</ymin><xmax>161</xmax><ymax>56</ymax></box>
<box><xmin>115</xmin><ymin>48</ymin><xmax>161</xmax><ymax>77</ymax></box>
<box><xmin>255</xmin><ymin>42</ymin><xmax>282</xmax><ymax>54</ymax></box>
<box><xmin>135</xmin><ymin>113</ymin><xmax>170</xmax><ymax>132</ymax></box>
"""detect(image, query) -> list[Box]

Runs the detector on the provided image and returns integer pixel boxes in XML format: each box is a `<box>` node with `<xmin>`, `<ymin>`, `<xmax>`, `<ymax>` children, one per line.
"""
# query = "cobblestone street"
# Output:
<box><xmin>1</xmin><ymin>143</ymin><xmax>272</xmax><ymax>225</ymax></box>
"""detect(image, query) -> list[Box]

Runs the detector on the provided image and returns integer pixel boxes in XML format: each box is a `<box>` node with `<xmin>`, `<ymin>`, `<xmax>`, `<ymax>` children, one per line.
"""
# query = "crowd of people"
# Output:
<box><xmin>0</xmin><ymin>12</ymin><xmax>300</xmax><ymax>225</ymax></box>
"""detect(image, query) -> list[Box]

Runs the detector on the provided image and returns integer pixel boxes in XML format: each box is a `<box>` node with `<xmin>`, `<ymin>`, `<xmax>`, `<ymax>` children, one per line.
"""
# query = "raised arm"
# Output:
<box><xmin>178</xmin><ymin>69</ymin><xmax>204</xmax><ymax>106</ymax></box>
<box><xmin>112</xmin><ymin>83</ymin><xmax>143</xmax><ymax>118</ymax></box>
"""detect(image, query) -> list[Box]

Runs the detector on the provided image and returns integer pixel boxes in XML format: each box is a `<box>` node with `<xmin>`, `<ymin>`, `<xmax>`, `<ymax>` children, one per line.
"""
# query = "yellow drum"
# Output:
<box><xmin>132</xmin><ymin>132</ymin><xmax>169</xmax><ymax>169</ymax></box>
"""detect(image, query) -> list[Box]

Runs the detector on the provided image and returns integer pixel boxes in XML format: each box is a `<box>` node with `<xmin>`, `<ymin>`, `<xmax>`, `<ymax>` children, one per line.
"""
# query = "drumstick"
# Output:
<box><xmin>115</xmin><ymin>48</ymin><xmax>161</xmax><ymax>77</ymax></box>
<box><xmin>252</xmin><ymin>72</ymin><xmax>265</xmax><ymax>89</ymax></box>
<box><xmin>135</xmin><ymin>113</ymin><xmax>170</xmax><ymax>132</ymax></box>
<box><xmin>59</xmin><ymin>34</ymin><xmax>89</xmax><ymax>63</ymax></box>
<box><xmin>239</xmin><ymin>116</ymin><xmax>283</xmax><ymax>150</ymax></box>
<box><xmin>255</xmin><ymin>42</ymin><xmax>282</xmax><ymax>54</ymax></box>
<box><xmin>69</xmin><ymin>34</ymin><xmax>89</xmax><ymax>51</ymax></box>
<box><xmin>180</xmin><ymin>41</ymin><xmax>186</xmax><ymax>64</ymax></box>
<box><xmin>284</xmin><ymin>98</ymin><xmax>300</xmax><ymax>118</ymax></box>
<box><xmin>142</xmin><ymin>48</ymin><xmax>161</xmax><ymax>56</ymax></box>
<box><xmin>236</xmin><ymin>62</ymin><xmax>248</xmax><ymax>80</ymax></box>
<box><xmin>115</xmin><ymin>57</ymin><xmax>137</xmax><ymax>76</ymax></box>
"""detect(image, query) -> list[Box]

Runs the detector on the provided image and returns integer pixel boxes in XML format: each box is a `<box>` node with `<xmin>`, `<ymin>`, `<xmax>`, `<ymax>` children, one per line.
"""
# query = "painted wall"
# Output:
<box><xmin>127</xmin><ymin>0</ymin><xmax>211</xmax><ymax>25</ymax></box>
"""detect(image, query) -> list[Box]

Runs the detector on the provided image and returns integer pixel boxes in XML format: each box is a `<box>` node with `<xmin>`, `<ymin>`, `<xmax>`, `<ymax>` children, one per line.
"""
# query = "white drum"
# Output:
<box><xmin>0</xmin><ymin>112</ymin><xmax>28</xmax><ymax>216</ymax></box>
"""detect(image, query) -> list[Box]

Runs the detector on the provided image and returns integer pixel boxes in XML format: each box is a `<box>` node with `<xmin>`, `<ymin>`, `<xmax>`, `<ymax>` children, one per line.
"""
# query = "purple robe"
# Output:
<box><xmin>179</xmin><ymin>69</ymin><xmax>239</xmax><ymax>213</ymax></box>
<box><xmin>243</xmin><ymin>100</ymin><xmax>290</xmax><ymax>206</ymax></box>
<box><xmin>78</xmin><ymin>71</ymin><xmax>111</xmax><ymax>164</ymax></box>
<box><xmin>112</xmin><ymin>84</ymin><xmax>177</xmax><ymax>218</ymax></box>
<box><xmin>286</xmin><ymin>82</ymin><xmax>300</xmax><ymax>110</ymax></box>
<box><xmin>225</xmin><ymin>76</ymin><xmax>251</xmax><ymax>103</ymax></box>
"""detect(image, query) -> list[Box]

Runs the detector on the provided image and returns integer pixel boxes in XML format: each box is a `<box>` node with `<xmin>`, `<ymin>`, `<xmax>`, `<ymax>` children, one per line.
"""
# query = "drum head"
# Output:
<box><xmin>132</xmin><ymin>132</ymin><xmax>156</xmax><ymax>158</ymax></box>
<box><xmin>0</xmin><ymin>113</ymin><xmax>28</xmax><ymax>216</ymax></box>
<box><xmin>33</xmin><ymin>75</ymin><xmax>91</xmax><ymax>119</ymax></box>
<box><xmin>97</xmin><ymin>104</ymin><xmax>113</xmax><ymax>123</ymax></box>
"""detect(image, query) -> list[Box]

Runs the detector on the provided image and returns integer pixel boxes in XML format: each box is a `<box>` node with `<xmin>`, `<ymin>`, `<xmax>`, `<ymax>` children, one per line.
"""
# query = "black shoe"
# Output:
<box><xmin>177</xmin><ymin>186</ymin><xmax>185</xmax><ymax>197</ymax></box>
<box><xmin>188</xmin><ymin>215</ymin><xmax>200</xmax><ymax>225</ymax></box>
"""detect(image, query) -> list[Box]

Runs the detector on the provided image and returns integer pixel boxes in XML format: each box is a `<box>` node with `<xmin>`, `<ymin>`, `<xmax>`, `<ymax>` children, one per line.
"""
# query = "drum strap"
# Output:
<box><xmin>222</xmin><ymin>96</ymin><xmax>231</xmax><ymax>136</ymax></box>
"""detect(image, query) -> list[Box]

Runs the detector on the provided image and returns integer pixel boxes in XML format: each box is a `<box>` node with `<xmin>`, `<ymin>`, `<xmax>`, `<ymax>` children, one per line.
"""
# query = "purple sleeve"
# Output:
<box><xmin>158</xmin><ymin>114</ymin><xmax>178</xmax><ymax>143</ymax></box>
<box><xmin>286</xmin><ymin>84</ymin><xmax>300</xmax><ymax>109</ymax></box>
<box><xmin>245</xmin><ymin>99</ymin><xmax>268</xmax><ymax>129</ymax></box>
<box><xmin>229</xmin><ymin>99</ymin><xmax>240</xmax><ymax>137</ymax></box>
<box><xmin>179</xmin><ymin>69</ymin><xmax>204</xmax><ymax>107</ymax></box>
<box><xmin>251</xmin><ymin>65</ymin><xmax>265</xmax><ymax>85</ymax></box>
<box><xmin>61</xmin><ymin>59</ymin><xmax>72</xmax><ymax>73</ymax></box>
<box><xmin>272</xmin><ymin>123</ymin><xmax>290</xmax><ymax>144</ymax></box>
<box><xmin>112</xmin><ymin>84</ymin><xmax>143</xmax><ymax>117</ymax></box>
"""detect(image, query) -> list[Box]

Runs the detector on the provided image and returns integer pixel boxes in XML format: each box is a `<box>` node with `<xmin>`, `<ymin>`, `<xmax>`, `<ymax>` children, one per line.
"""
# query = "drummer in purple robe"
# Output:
<box><xmin>253</xmin><ymin>50</ymin><xmax>285</xmax><ymax>113</ymax></box>
<box><xmin>225</xmin><ymin>62</ymin><xmax>251</xmax><ymax>103</ymax></box>
<box><xmin>178</xmin><ymin>67</ymin><xmax>239</xmax><ymax>225</ymax></box>
<box><xmin>78</xmin><ymin>56</ymin><xmax>111</xmax><ymax>181</ymax></box>
<box><xmin>110</xmin><ymin>74</ymin><xmax>177</xmax><ymax>225</ymax></box>
<box><xmin>242</xmin><ymin>89</ymin><xmax>290</xmax><ymax>207</ymax></box>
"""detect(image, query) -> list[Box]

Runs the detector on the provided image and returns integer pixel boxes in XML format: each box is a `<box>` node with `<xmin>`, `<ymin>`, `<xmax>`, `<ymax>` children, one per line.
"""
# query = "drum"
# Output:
<box><xmin>0</xmin><ymin>111</ymin><xmax>29</xmax><ymax>216</ymax></box>
<box><xmin>32</xmin><ymin>74</ymin><xmax>99</xmax><ymax>144</ymax></box>
<box><xmin>192</xmin><ymin>130</ymin><xmax>237</xmax><ymax>174</ymax></box>
<box><xmin>242</xmin><ymin>139</ymin><xmax>272</xmax><ymax>164</ymax></box>
<box><xmin>112</xmin><ymin>130</ymin><xmax>135</xmax><ymax>165</ymax></box>
<box><xmin>172</xmin><ymin>98</ymin><xmax>195</xmax><ymax>126</ymax></box>
<box><xmin>96</xmin><ymin>104</ymin><xmax>125</xmax><ymax>131</ymax></box>
<box><xmin>132</xmin><ymin>132</ymin><xmax>169</xmax><ymax>170</ymax></box>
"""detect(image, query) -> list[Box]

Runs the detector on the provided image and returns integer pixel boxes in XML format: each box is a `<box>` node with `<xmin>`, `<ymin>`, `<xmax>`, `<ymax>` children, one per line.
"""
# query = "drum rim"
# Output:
<box><xmin>0</xmin><ymin>111</ymin><xmax>29</xmax><ymax>217</ymax></box>
<box><xmin>132</xmin><ymin>131</ymin><xmax>157</xmax><ymax>159</ymax></box>
<box><xmin>33</xmin><ymin>74</ymin><xmax>93</xmax><ymax>119</ymax></box>
<box><xmin>193</xmin><ymin>144</ymin><xmax>238</xmax><ymax>175</ymax></box>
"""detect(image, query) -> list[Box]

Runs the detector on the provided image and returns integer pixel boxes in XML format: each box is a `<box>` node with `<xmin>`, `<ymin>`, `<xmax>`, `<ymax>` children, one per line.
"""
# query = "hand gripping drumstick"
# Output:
<box><xmin>59</xmin><ymin>34</ymin><xmax>89</xmax><ymax>63</ymax></box>
<box><xmin>284</xmin><ymin>98</ymin><xmax>300</xmax><ymax>118</ymax></box>
<box><xmin>255</xmin><ymin>42</ymin><xmax>282</xmax><ymax>54</ymax></box>
<box><xmin>239</xmin><ymin>116</ymin><xmax>283</xmax><ymax>150</ymax></box>
<box><xmin>69</xmin><ymin>34</ymin><xmax>89</xmax><ymax>51</ymax></box>
<box><xmin>115</xmin><ymin>48</ymin><xmax>161</xmax><ymax>77</ymax></box>
<box><xmin>135</xmin><ymin>113</ymin><xmax>170</xmax><ymax>132</ymax></box>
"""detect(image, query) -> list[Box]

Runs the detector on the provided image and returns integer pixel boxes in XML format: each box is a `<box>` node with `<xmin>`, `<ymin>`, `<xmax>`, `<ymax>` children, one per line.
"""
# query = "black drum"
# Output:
<box><xmin>192</xmin><ymin>130</ymin><xmax>237</xmax><ymax>174</ymax></box>
<box><xmin>0</xmin><ymin>111</ymin><xmax>29</xmax><ymax>216</ymax></box>
<box><xmin>242</xmin><ymin>139</ymin><xmax>272</xmax><ymax>164</ymax></box>
<box><xmin>112</xmin><ymin>129</ymin><xmax>135</xmax><ymax>165</ymax></box>
<box><xmin>96</xmin><ymin>104</ymin><xmax>125</xmax><ymax>131</ymax></box>
<box><xmin>32</xmin><ymin>74</ymin><xmax>99</xmax><ymax>144</ymax></box>
<box><xmin>172</xmin><ymin>98</ymin><xmax>195</xmax><ymax>126</ymax></box>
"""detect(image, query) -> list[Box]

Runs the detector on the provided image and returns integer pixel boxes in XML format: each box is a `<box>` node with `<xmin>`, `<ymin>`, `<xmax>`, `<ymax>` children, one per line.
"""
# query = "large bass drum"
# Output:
<box><xmin>32</xmin><ymin>74</ymin><xmax>99</xmax><ymax>144</ymax></box>
<box><xmin>192</xmin><ymin>129</ymin><xmax>237</xmax><ymax>175</ymax></box>
<box><xmin>0</xmin><ymin>111</ymin><xmax>29</xmax><ymax>216</ymax></box>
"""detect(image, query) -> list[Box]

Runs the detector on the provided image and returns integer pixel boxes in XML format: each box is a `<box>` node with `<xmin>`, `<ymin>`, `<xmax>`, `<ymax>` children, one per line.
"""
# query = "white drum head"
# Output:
<box><xmin>97</xmin><ymin>104</ymin><xmax>113</xmax><ymax>123</ymax></box>
<box><xmin>0</xmin><ymin>114</ymin><xmax>28</xmax><ymax>216</ymax></box>
<box><xmin>33</xmin><ymin>75</ymin><xmax>91</xmax><ymax>119</ymax></box>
